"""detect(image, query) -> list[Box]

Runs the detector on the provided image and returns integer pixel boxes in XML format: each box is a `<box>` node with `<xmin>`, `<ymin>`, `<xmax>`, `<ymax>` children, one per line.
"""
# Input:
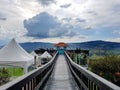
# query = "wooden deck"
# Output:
<box><xmin>44</xmin><ymin>55</ymin><xmax>79</xmax><ymax>90</ymax></box>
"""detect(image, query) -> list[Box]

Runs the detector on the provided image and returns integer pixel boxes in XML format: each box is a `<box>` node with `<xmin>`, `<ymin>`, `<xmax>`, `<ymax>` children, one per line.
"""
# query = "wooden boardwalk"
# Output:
<box><xmin>44</xmin><ymin>55</ymin><xmax>79</xmax><ymax>90</ymax></box>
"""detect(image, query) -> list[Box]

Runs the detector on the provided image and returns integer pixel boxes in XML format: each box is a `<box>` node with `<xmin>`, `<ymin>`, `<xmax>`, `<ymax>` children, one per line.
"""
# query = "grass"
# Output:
<box><xmin>7</xmin><ymin>67</ymin><xmax>23</xmax><ymax>78</ymax></box>
<box><xmin>0</xmin><ymin>67</ymin><xmax>23</xmax><ymax>86</ymax></box>
<box><xmin>90</xmin><ymin>54</ymin><xmax>104</xmax><ymax>60</ymax></box>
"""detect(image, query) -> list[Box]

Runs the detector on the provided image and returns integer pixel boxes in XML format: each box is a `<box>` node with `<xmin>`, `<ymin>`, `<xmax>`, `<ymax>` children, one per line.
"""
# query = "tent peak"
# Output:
<box><xmin>40</xmin><ymin>51</ymin><xmax>52</xmax><ymax>58</ymax></box>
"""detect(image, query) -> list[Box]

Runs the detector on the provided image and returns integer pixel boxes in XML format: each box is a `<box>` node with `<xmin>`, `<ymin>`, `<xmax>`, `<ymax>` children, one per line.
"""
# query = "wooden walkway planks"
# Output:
<box><xmin>44</xmin><ymin>55</ymin><xmax>79</xmax><ymax>90</ymax></box>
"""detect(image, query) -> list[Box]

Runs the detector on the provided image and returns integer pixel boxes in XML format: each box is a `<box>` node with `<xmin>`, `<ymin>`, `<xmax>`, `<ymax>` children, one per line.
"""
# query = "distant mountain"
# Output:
<box><xmin>69</xmin><ymin>40</ymin><xmax>120</xmax><ymax>50</ymax></box>
<box><xmin>19</xmin><ymin>40</ymin><xmax>120</xmax><ymax>51</ymax></box>
<box><xmin>20</xmin><ymin>42</ymin><xmax>54</xmax><ymax>52</ymax></box>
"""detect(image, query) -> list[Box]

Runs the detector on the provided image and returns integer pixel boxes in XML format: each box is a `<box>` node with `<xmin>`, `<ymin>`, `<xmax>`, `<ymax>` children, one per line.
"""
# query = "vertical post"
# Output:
<box><xmin>34</xmin><ymin>56</ymin><xmax>37</xmax><ymax>67</ymax></box>
<box><xmin>24</xmin><ymin>65</ymin><xmax>28</xmax><ymax>74</ymax></box>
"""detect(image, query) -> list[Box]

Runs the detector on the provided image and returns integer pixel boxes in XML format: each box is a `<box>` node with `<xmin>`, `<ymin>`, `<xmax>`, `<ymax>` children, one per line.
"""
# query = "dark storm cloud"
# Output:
<box><xmin>0</xmin><ymin>17</ymin><xmax>6</xmax><ymax>21</ymax></box>
<box><xmin>76</xmin><ymin>18</ymin><xmax>86</xmax><ymax>23</ymax></box>
<box><xmin>24</xmin><ymin>12</ymin><xmax>75</xmax><ymax>38</ymax></box>
<box><xmin>62</xmin><ymin>18</ymin><xmax>72</xmax><ymax>22</ymax></box>
<box><xmin>87</xmin><ymin>11</ymin><xmax>98</xmax><ymax>15</ymax></box>
<box><xmin>0</xmin><ymin>14</ymin><xmax>6</xmax><ymax>21</ymax></box>
<box><xmin>62</xmin><ymin>17</ymin><xmax>86</xmax><ymax>23</ymax></box>
<box><xmin>37</xmin><ymin>0</ymin><xmax>56</xmax><ymax>6</ymax></box>
<box><xmin>60</xmin><ymin>3</ymin><xmax>72</xmax><ymax>8</ymax></box>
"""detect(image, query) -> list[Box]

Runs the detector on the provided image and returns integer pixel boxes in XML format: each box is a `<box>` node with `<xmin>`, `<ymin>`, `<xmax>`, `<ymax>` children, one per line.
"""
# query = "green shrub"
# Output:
<box><xmin>0</xmin><ymin>68</ymin><xmax>11</xmax><ymax>85</ymax></box>
<box><xmin>89</xmin><ymin>55</ymin><xmax>120</xmax><ymax>85</ymax></box>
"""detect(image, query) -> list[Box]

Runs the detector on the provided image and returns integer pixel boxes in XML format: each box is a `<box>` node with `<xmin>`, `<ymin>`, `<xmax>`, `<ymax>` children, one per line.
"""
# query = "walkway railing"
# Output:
<box><xmin>0</xmin><ymin>52</ymin><xmax>58</xmax><ymax>90</ymax></box>
<box><xmin>65</xmin><ymin>52</ymin><xmax>120</xmax><ymax>90</ymax></box>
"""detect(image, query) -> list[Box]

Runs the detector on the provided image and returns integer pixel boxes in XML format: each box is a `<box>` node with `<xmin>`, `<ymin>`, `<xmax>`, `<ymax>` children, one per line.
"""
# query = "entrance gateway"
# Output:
<box><xmin>55</xmin><ymin>42</ymin><xmax>68</xmax><ymax>54</ymax></box>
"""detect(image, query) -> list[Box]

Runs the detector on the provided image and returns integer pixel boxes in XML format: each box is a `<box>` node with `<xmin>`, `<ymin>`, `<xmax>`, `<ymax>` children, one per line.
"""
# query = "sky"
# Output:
<box><xmin>0</xmin><ymin>0</ymin><xmax>120</xmax><ymax>45</ymax></box>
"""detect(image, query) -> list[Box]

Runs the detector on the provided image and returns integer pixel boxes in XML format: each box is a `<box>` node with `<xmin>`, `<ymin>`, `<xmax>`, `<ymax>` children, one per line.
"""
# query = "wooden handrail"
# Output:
<box><xmin>0</xmin><ymin>52</ymin><xmax>58</xmax><ymax>90</ymax></box>
<box><xmin>65</xmin><ymin>52</ymin><xmax>120</xmax><ymax>90</ymax></box>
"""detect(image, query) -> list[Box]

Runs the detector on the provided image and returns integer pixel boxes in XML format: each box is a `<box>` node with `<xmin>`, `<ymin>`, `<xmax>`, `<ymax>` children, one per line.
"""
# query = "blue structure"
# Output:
<box><xmin>55</xmin><ymin>42</ymin><xmax>68</xmax><ymax>54</ymax></box>
<box><xmin>57</xmin><ymin>47</ymin><xmax>66</xmax><ymax>54</ymax></box>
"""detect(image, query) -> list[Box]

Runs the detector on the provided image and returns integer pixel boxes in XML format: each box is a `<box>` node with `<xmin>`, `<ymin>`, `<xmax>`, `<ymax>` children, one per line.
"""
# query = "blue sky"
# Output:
<box><xmin>0</xmin><ymin>0</ymin><xmax>120</xmax><ymax>44</ymax></box>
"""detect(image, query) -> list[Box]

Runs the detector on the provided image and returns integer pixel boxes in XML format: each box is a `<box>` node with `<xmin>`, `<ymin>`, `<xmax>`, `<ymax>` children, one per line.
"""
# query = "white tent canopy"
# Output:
<box><xmin>31</xmin><ymin>51</ymin><xmax>38</xmax><ymax>57</ymax></box>
<box><xmin>40</xmin><ymin>51</ymin><xmax>52</xmax><ymax>59</ymax></box>
<box><xmin>0</xmin><ymin>39</ymin><xmax>34</xmax><ymax>74</ymax></box>
<box><xmin>31</xmin><ymin>51</ymin><xmax>41</xmax><ymax>66</ymax></box>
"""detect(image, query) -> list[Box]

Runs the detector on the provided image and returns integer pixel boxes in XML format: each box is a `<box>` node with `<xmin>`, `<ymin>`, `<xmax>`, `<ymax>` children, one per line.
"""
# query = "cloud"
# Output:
<box><xmin>85</xmin><ymin>0</ymin><xmax>120</xmax><ymax>27</ymax></box>
<box><xmin>86</xmin><ymin>11</ymin><xmax>98</xmax><ymax>16</ymax></box>
<box><xmin>0</xmin><ymin>14</ymin><xmax>7</xmax><ymax>21</ymax></box>
<box><xmin>107</xmin><ymin>38</ymin><xmax>120</xmax><ymax>42</ymax></box>
<box><xmin>111</xmin><ymin>4</ymin><xmax>120</xmax><ymax>13</ymax></box>
<box><xmin>61</xmin><ymin>17</ymin><xmax>86</xmax><ymax>29</ymax></box>
<box><xmin>24</xmin><ymin>12</ymin><xmax>75</xmax><ymax>38</ymax></box>
<box><xmin>0</xmin><ymin>0</ymin><xmax>120</xmax><ymax>44</ymax></box>
<box><xmin>85</xmin><ymin>26</ymin><xmax>93</xmax><ymax>30</ymax></box>
<box><xmin>0</xmin><ymin>0</ymin><xmax>41</xmax><ymax>44</ymax></box>
<box><xmin>62</xmin><ymin>18</ymin><xmax>72</xmax><ymax>22</ymax></box>
<box><xmin>112</xmin><ymin>30</ymin><xmax>120</xmax><ymax>35</ymax></box>
<box><xmin>24</xmin><ymin>12</ymin><xmax>59</xmax><ymax>38</ymax></box>
<box><xmin>0</xmin><ymin>17</ymin><xmax>6</xmax><ymax>21</ymax></box>
<box><xmin>0</xmin><ymin>0</ymin><xmax>22</xmax><ymax>18</ymax></box>
<box><xmin>37</xmin><ymin>0</ymin><xmax>56</xmax><ymax>6</ymax></box>
<box><xmin>75</xmin><ymin>18</ymin><xmax>86</xmax><ymax>23</ymax></box>
<box><xmin>60</xmin><ymin>3</ymin><xmax>71</xmax><ymax>8</ymax></box>
<box><xmin>33</xmin><ymin>35</ymin><xmax>89</xmax><ymax>43</ymax></box>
